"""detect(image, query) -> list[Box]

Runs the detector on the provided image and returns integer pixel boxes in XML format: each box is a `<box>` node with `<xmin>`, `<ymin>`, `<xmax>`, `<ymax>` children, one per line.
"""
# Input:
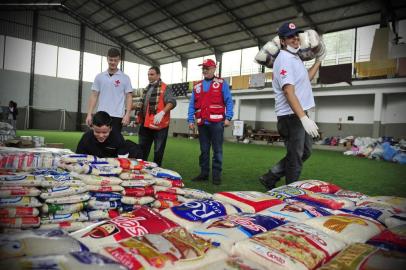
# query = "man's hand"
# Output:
<box><xmin>85</xmin><ymin>114</ymin><xmax>92</xmax><ymax>127</ymax></box>
<box><xmin>224</xmin><ymin>119</ymin><xmax>231</xmax><ymax>127</ymax></box>
<box><xmin>122</xmin><ymin>114</ymin><xmax>131</xmax><ymax>126</ymax></box>
<box><xmin>153</xmin><ymin>111</ymin><xmax>165</xmax><ymax>125</ymax></box>
<box><xmin>188</xmin><ymin>123</ymin><xmax>195</xmax><ymax>130</ymax></box>
<box><xmin>300</xmin><ymin>116</ymin><xmax>319</xmax><ymax>138</ymax></box>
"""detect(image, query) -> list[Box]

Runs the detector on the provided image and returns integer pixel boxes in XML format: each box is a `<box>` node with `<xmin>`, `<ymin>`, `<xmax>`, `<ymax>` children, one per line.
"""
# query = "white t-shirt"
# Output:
<box><xmin>272</xmin><ymin>50</ymin><xmax>315</xmax><ymax>116</ymax></box>
<box><xmin>92</xmin><ymin>70</ymin><xmax>133</xmax><ymax>118</ymax></box>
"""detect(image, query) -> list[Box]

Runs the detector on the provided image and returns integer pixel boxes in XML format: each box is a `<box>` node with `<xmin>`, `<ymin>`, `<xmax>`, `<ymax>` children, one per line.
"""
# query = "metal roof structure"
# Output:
<box><xmin>2</xmin><ymin>0</ymin><xmax>406</xmax><ymax>65</ymax></box>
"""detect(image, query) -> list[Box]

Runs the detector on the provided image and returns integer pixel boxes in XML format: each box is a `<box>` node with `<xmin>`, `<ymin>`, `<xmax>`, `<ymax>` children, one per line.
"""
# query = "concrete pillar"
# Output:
<box><xmin>373</xmin><ymin>92</ymin><xmax>383</xmax><ymax>138</ymax></box>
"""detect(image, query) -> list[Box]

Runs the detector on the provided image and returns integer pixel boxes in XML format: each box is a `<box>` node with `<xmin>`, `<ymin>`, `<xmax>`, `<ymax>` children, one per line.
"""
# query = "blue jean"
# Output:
<box><xmin>269</xmin><ymin>114</ymin><xmax>313</xmax><ymax>184</ymax></box>
<box><xmin>198</xmin><ymin>122</ymin><xmax>224</xmax><ymax>177</ymax></box>
<box><xmin>138</xmin><ymin>125</ymin><xmax>169</xmax><ymax>167</ymax></box>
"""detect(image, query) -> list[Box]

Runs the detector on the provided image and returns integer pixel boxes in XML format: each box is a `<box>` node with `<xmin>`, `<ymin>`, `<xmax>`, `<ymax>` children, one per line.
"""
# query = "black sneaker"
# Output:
<box><xmin>259</xmin><ymin>172</ymin><xmax>278</xmax><ymax>190</ymax></box>
<box><xmin>191</xmin><ymin>174</ymin><xmax>209</xmax><ymax>182</ymax></box>
<box><xmin>212</xmin><ymin>176</ymin><xmax>221</xmax><ymax>185</ymax></box>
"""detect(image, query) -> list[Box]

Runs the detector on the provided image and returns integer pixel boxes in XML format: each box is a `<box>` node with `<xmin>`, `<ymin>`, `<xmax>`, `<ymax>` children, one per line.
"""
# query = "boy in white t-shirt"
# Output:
<box><xmin>86</xmin><ymin>48</ymin><xmax>133</xmax><ymax>133</ymax></box>
<box><xmin>259</xmin><ymin>22</ymin><xmax>325</xmax><ymax>190</ymax></box>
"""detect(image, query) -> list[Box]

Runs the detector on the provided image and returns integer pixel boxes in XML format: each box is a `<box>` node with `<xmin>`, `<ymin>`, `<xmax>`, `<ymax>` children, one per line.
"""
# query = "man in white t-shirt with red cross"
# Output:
<box><xmin>259</xmin><ymin>22</ymin><xmax>323</xmax><ymax>190</ymax></box>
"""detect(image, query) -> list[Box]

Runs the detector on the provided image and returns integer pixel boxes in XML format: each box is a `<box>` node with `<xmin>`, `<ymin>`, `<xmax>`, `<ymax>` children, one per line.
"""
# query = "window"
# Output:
<box><xmin>0</xmin><ymin>35</ymin><xmax>4</xmax><ymax>69</ymax></box>
<box><xmin>241</xmin><ymin>46</ymin><xmax>261</xmax><ymax>75</ymax></box>
<box><xmin>4</xmin><ymin>36</ymin><xmax>31</xmax><ymax>73</ymax></box>
<box><xmin>138</xmin><ymin>64</ymin><xmax>150</xmax><ymax>88</ymax></box>
<box><xmin>356</xmin><ymin>24</ymin><xmax>379</xmax><ymax>62</ymax></box>
<box><xmin>187</xmin><ymin>57</ymin><xmax>204</xmax><ymax>81</ymax></box>
<box><xmin>124</xmin><ymin>61</ymin><xmax>138</xmax><ymax>88</ymax></box>
<box><xmin>102</xmin><ymin>56</ymin><xmax>108</xmax><ymax>72</ymax></box>
<box><xmin>57</xmin><ymin>47</ymin><xmax>79</xmax><ymax>80</ymax></box>
<box><xmin>35</xmin><ymin>42</ymin><xmax>58</xmax><ymax>77</ymax></box>
<box><xmin>322</xmin><ymin>29</ymin><xmax>355</xmax><ymax>66</ymax></box>
<box><xmin>222</xmin><ymin>49</ymin><xmax>241</xmax><ymax>77</ymax></box>
<box><xmin>161</xmin><ymin>61</ymin><xmax>183</xmax><ymax>84</ymax></box>
<box><xmin>83</xmin><ymin>52</ymin><xmax>102</xmax><ymax>82</ymax></box>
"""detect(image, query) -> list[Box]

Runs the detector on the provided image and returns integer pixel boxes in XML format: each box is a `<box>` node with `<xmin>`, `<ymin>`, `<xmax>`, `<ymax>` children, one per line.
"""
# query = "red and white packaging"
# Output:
<box><xmin>291</xmin><ymin>192</ymin><xmax>355</xmax><ymax>210</ymax></box>
<box><xmin>120</xmin><ymin>180</ymin><xmax>156</xmax><ymax>187</ymax></box>
<box><xmin>121</xmin><ymin>196</ymin><xmax>155</xmax><ymax>205</ymax></box>
<box><xmin>74</xmin><ymin>174</ymin><xmax>123</xmax><ymax>186</ymax></box>
<box><xmin>213</xmin><ymin>191</ymin><xmax>283</xmax><ymax>213</ymax></box>
<box><xmin>288</xmin><ymin>179</ymin><xmax>341</xmax><ymax>194</ymax></box>
<box><xmin>0</xmin><ymin>186</ymin><xmax>41</xmax><ymax>197</ymax></box>
<box><xmin>86</xmin><ymin>185</ymin><xmax>123</xmax><ymax>192</ymax></box>
<box><xmin>154</xmin><ymin>178</ymin><xmax>184</xmax><ymax>188</ymax></box>
<box><xmin>0</xmin><ymin>216</ymin><xmax>41</xmax><ymax>228</ymax></box>
<box><xmin>122</xmin><ymin>186</ymin><xmax>154</xmax><ymax>197</ymax></box>
<box><xmin>71</xmin><ymin>206</ymin><xmax>178</xmax><ymax>251</ymax></box>
<box><xmin>0</xmin><ymin>207</ymin><xmax>39</xmax><ymax>217</ymax></box>
<box><xmin>155</xmin><ymin>191</ymin><xmax>187</xmax><ymax>202</ymax></box>
<box><xmin>151</xmin><ymin>199</ymin><xmax>182</xmax><ymax>210</ymax></box>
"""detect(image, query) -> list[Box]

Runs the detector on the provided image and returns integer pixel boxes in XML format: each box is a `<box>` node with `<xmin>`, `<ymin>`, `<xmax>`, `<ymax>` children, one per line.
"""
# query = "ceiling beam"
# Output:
<box><xmin>148</xmin><ymin>0</ymin><xmax>219</xmax><ymax>56</ymax></box>
<box><xmin>214</xmin><ymin>0</ymin><xmax>260</xmax><ymax>44</ymax></box>
<box><xmin>89</xmin><ymin>0</ymin><xmax>182</xmax><ymax>61</ymax></box>
<box><xmin>95</xmin><ymin>0</ymin><xmax>148</xmax><ymax>27</ymax></box>
<box><xmin>59</xmin><ymin>4</ymin><xmax>156</xmax><ymax>65</ymax></box>
<box><xmin>290</xmin><ymin>0</ymin><xmax>319</xmax><ymax>33</ymax></box>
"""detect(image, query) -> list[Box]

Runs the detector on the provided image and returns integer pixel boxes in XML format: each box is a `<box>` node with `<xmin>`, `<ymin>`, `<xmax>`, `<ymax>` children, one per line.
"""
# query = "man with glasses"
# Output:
<box><xmin>86</xmin><ymin>48</ymin><xmax>133</xmax><ymax>133</ymax></box>
<box><xmin>259</xmin><ymin>22</ymin><xmax>324</xmax><ymax>190</ymax></box>
<box><xmin>188</xmin><ymin>59</ymin><xmax>233</xmax><ymax>185</ymax></box>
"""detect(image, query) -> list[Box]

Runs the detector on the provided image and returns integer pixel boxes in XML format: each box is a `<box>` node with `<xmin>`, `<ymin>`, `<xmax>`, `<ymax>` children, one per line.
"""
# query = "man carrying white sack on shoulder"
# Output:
<box><xmin>258</xmin><ymin>22</ymin><xmax>326</xmax><ymax>190</ymax></box>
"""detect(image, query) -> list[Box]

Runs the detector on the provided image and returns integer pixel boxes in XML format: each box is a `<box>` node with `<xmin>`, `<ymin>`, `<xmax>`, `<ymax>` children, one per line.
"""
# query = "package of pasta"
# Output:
<box><xmin>318</xmin><ymin>243</ymin><xmax>406</xmax><ymax>270</ymax></box>
<box><xmin>42</xmin><ymin>202</ymin><xmax>87</xmax><ymax>214</ymax></box>
<box><xmin>45</xmin><ymin>193</ymin><xmax>91</xmax><ymax>204</ymax></box>
<box><xmin>358</xmin><ymin>196</ymin><xmax>406</xmax><ymax>212</ymax></box>
<box><xmin>334</xmin><ymin>189</ymin><xmax>369</xmax><ymax>203</ymax></box>
<box><xmin>153</xmin><ymin>185</ymin><xmax>185</xmax><ymax>195</ymax></box>
<box><xmin>60</xmin><ymin>154</ymin><xmax>112</xmax><ymax>164</ymax></box>
<box><xmin>119</xmin><ymin>171</ymin><xmax>153</xmax><ymax>180</ymax></box>
<box><xmin>0</xmin><ymin>229</ymin><xmax>89</xmax><ymax>259</ymax></box>
<box><xmin>71</xmin><ymin>206</ymin><xmax>178</xmax><ymax>251</ymax></box>
<box><xmin>0</xmin><ymin>206</ymin><xmax>39</xmax><ymax>217</ymax></box>
<box><xmin>0</xmin><ymin>216</ymin><xmax>41</xmax><ymax>228</ymax></box>
<box><xmin>193</xmin><ymin>213</ymin><xmax>286</xmax><ymax>252</ymax></box>
<box><xmin>88</xmin><ymin>209</ymin><xmax>120</xmax><ymax>221</ymax></box>
<box><xmin>88</xmin><ymin>199</ymin><xmax>121</xmax><ymax>210</ymax></box>
<box><xmin>0</xmin><ymin>174</ymin><xmax>43</xmax><ymax>186</ymax></box>
<box><xmin>41</xmin><ymin>211</ymin><xmax>89</xmax><ymax>224</ymax></box>
<box><xmin>213</xmin><ymin>191</ymin><xmax>283</xmax><ymax>213</ymax></box>
<box><xmin>0</xmin><ymin>186</ymin><xmax>41</xmax><ymax>197</ymax></box>
<box><xmin>367</xmin><ymin>224</ymin><xmax>406</xmax><ymax>252</ymax></box>
<box><xmin>267</xmin><ymin>185</ymin><xmax>309</xmax><ymax>200</ymax></box>
<box><xmin>148</xmin><ymin>167</ymin><xmax>182</xmax><ymax>180</ymax></box>
<box><xmin>154</xmin><ymin>178</ymin><xmax>184</xmax><ymax>188</ymax></box>
<box><xmin>288</xmin><ymin>179</ymin><xmax>342</xmax><ymax>194</ymax></box>
<box><xmin>151</xmin><ymin>199</ymin><xmax>183</xmax><ymax>210</ymax></box>
<box><xmin>100</xmin><ymin>227</ymin><xmax>227</xmax><ymax>270</ymax></box>
<box><xmin>40</xmin><ymin>186</ymin><xmax>88</xmax><ymax>199</ymax></box>
<box><xmin>0</xmin><ymin>251</ymin><xmax>128</xmax><ymax>270</ymax></box>
<box><xmin>40</xmin><ymin>221</ymin><xmax>99</xmax><ymax>233</ymax></box>
<box><xmin>74</xmin><ymin>174</ymin><xmax>123</xmax><ymax>186</ymax></box>
<box><xmin>231</xmin><ymin>222</ymin><xmax>346</xmax><ymax>270</ymax></box>
<box><xmin>258</xmin><ymin>200</ymin><xmax>335</xmax><ymax>223</ymax></box>
<box><xmin>120</xmin><ymin>195</ymin><xmax>155</xmax><ymax>205</ymax></box>
<box><xmin>303</xmin><ymin>214</ymin><xmax>385</xmax><ymax>244</ymax></box>
<box><xmin>86</xmin><ymin>185</ymin><xmax>124</xmax><ymax>193</ymax></box>
<box><xmin>120</xmin><ymin>179</ymin><xmax>156</xmax><ymax>187</ymax></box>
<box><xmin>290</xmin><ymin>192</ymin><xmax>355</xmax><ymax>210</ymax></box>
<box><xmin>160</xmin><ymin>199</ymin><xmax>241</xmax><ymax>231</ymax></box>
<box><xmin>0</xmin><ymin>196</ymin><xmax>42</xmax><ymax>207</ymax></box>
<box><xmin>81</xmin><ymin>164</ymin><xmax>123</xmax><ymax>176</ymax></box>
<box><xmin>122</xmin><ymin>186</ymin><xmax>154</xmax><ymax>197</ymax></box>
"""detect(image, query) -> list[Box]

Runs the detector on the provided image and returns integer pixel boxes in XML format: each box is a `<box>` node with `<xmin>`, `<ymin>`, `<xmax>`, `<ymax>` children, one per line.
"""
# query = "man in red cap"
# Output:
<box><xmin>188</xmin><ymin>59</ymin><xmax>234</xmax><ymax>185</ymax></box>
<box><xmin>259</xmin><ymin>22</ymin><xmax>324</xmax><ymax>190</ymax></box>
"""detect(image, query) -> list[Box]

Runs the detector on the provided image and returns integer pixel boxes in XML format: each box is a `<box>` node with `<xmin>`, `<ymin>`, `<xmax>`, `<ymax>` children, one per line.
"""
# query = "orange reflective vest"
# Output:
<box><xmin>138</xmin><ymin>82</ymin><xmax>170</xmax><ymax>130</ymax></box>
<box><xmin>193</xmin><ymin>77</ymin><xmax>225</xmax><ymax>126</ymax></box>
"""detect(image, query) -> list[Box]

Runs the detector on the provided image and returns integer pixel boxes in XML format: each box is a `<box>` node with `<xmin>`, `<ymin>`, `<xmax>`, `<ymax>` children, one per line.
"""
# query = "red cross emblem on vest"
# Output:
<box><xmin>280</xmin><ymin>69</ymin><xmax>287</xmax><ymax>76</ymax></box>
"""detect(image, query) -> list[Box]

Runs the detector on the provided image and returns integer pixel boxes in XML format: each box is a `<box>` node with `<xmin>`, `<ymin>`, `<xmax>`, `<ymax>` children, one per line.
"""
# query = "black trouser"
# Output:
<box><xmin>138</xmin><ymin>125</ymin><xmax>169</xmax><ymax>167</ymax></box>
<box><xmin>111</xmin><ymin>117</ymin><xmax>123</xmax><ymax>133</ymax></box>
<box><xmin>268</xmin><ymin>114</ymin><xmax>313</xmax><ymax>184</ymax></box>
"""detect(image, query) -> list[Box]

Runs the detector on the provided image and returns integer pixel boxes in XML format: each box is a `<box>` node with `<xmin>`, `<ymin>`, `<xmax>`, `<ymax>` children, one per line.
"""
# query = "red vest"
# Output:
<box><xmin>139</xmin><ymin>82</ymin><xmax>170</xmax><ymax>130</ymax></box>
<box><xmin>193</xmin><ymin>78</ymin><xmax>225</xmax><ymax>125</ymax></box>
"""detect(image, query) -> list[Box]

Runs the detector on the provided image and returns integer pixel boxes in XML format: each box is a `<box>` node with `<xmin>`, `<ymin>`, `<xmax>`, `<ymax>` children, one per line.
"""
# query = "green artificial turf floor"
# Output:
<box><xmin>17</xmin><ymin>130</ymin><xmax>406</xmax><ymax>197</ymax></box>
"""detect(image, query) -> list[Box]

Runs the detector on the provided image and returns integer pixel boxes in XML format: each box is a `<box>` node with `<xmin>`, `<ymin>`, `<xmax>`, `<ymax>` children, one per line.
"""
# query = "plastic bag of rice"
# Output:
<box><xmin>0</xmin><ymin>174</ymin><xmax>43</xmax><ymax>186</ymax></box>
<box><xmin>288</xmin><ymin>179</ymin><xmax>341</xmax><ymax>194</ymax></box>
<box><xmin>0</xmin><ymin>229</ymin><xmax>88</xmax><ymax>259</ymax></box>
<box><xmin>303</xmin><ymin>214</ymin><xmax>385</xmax><ymax>244</ymax></box>
<box><xmin>147</xmin><ymin>167</ymin><xmax>182</xmax><ymax>180</ymax></box>
<box><xmin>0</xmin><ymin>196</ymin><xmax>42</xmax><ymax>207</ymax></box>
<box><xmin>45</xmin><ymin>193</ymin><xmax>90</xmax><ymax>204</ymax></box>
<box><xmin>0</xmin><ymin>186</ymin><xmax>41</xmax><ymax>197</ymax></box>
<box><xmin>160</xmin><ymin>199</ymin><xmax>241</xmax><ymax>231</ymax></box>
<box><xmin>267</xmin><ymin>185</ymin><xmax>309</xmax><ymax>200</ymax></box>
<box><xmin>0</xmin><ymin>206</ymin><xmax>39</xmax><ymax>217</ymax></box>
<box><xmin>42</xmin><ymin>202</ymin><xmax>87</xmax><ymax>215</ymax></box>
<box><xmin>213</xmin><ymin>191</ymin><xmax>283</xmax><ymax>213</ymax></box>
<box><xmin>74</xmin><ymin>174</ymin><xmax>123</xmax><ymax>186</ymax></box>
<box><xmin>40</xmin><ymin>186</ymin><xmax>88</xmax><ymax>199</ymax></box>
<box><xmin>41</xmin><ymin>211</ymin><xmax>89</xmax><ymax>224</ymax></box>
<box><xmin>357</xmin><ymin>196</ymin><xmax>406</xmax><ymax>212</ymax></box>
<box><xmin>0</xmin><ymin>216</ymin><xmax>40</xmax><ymax>229</ymax></box>
<box><xmin>367</xmin><ymin>224</ymin><xmax>406</xmax><ymax>253</ymax></box>
<box><xmin>290</xmin><ymin>192</ymin><xmax>355</xmax><ymax>210</ymax></box>
<box><xmin>334</xmin><ymin>189</ymin><xmax>369</xmax><ymax>203</ymax></box>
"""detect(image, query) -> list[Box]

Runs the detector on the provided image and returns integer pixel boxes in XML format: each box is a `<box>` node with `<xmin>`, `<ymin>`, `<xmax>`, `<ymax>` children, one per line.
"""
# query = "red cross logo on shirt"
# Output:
<box><xmin>114</xmin><ymin>80</ymin><xmax>120</xmax><ymax>87</ymax></box>
<box><xmin>280</xmin><ymin>69</ymin><xmax>287</xmax><ymax>76</ymax></box>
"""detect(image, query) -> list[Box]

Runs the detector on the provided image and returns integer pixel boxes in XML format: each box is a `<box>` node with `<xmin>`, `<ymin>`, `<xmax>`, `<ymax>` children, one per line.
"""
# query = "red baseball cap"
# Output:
<box><xmin>199</xmin><ymin>59</ymin><xmax>216</xmax><ymax>68</ymax></box>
